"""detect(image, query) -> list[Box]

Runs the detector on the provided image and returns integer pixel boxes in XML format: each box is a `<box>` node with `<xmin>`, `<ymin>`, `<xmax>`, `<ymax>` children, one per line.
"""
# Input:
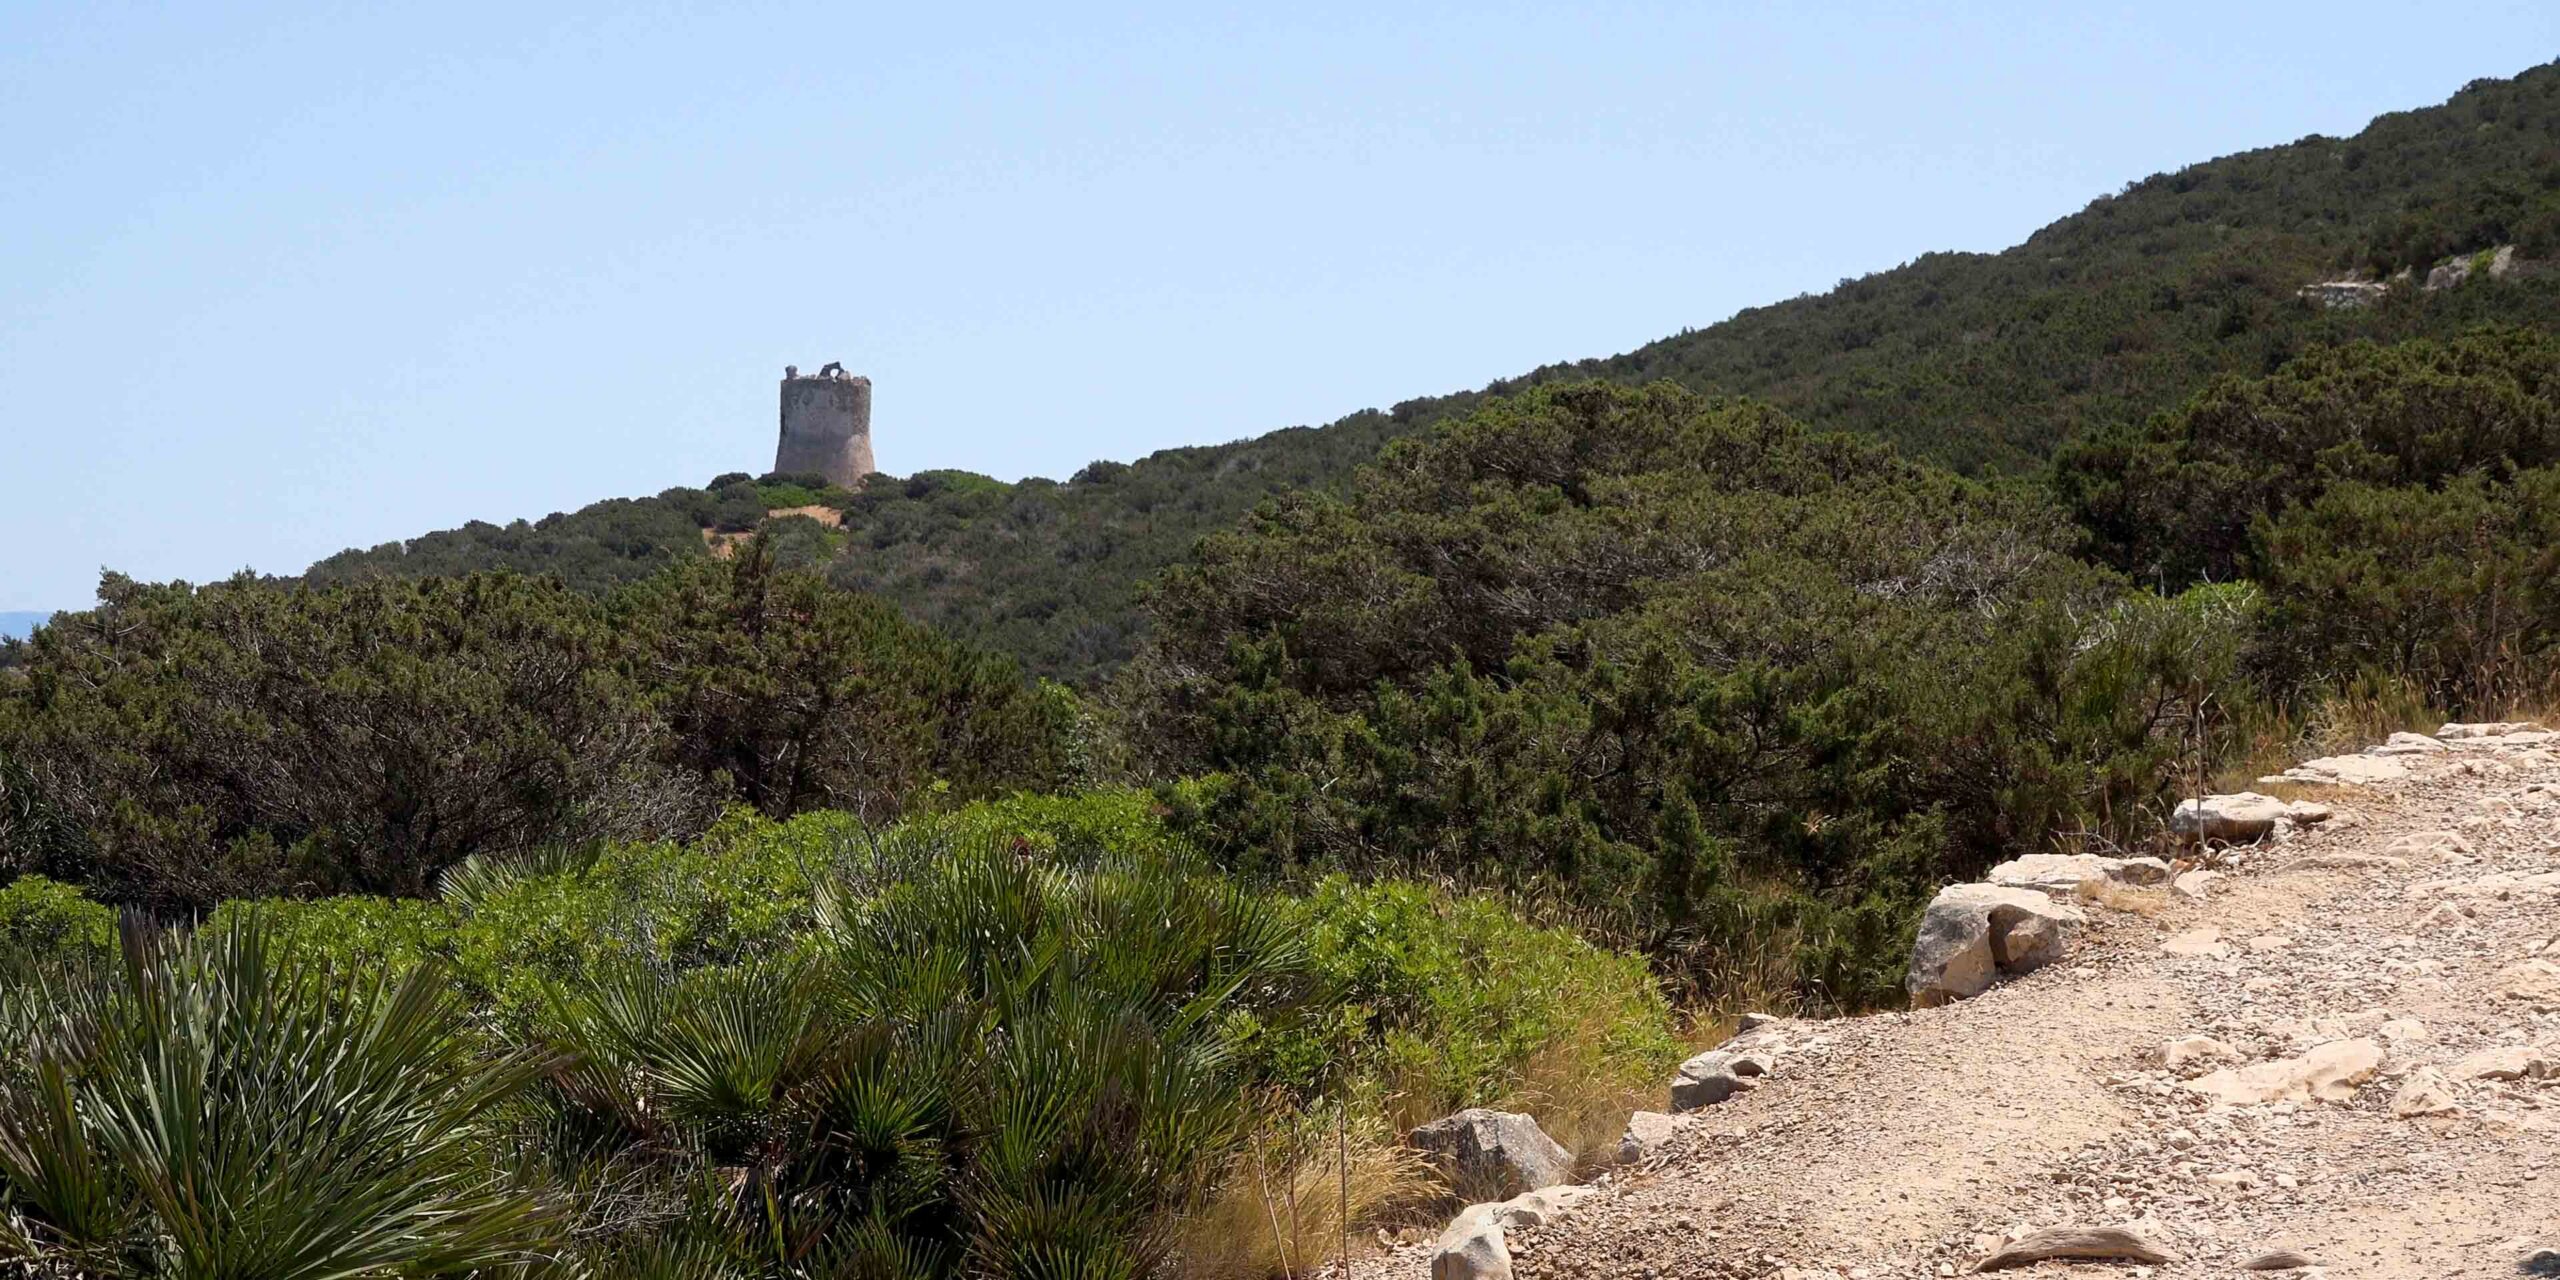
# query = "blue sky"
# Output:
<box><xmin>4</xmin><ymin>3</ymin><xmax>2555</xmax><ymax>611</ymax></box>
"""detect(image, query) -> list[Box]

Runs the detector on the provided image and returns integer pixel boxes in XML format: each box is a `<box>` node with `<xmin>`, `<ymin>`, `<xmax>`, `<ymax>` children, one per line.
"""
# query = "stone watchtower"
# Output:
<box><xmin>774</xmin><ymin>363</ymin><xmax>874</xmax><ymax>488</ymax></box>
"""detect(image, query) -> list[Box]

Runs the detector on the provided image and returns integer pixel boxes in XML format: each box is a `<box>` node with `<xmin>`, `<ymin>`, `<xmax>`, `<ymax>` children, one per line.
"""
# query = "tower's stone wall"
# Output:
<box><xmin>775</xmin><ymin>370</ymin><xmax>874</xmax><ymax>487</ymax></box>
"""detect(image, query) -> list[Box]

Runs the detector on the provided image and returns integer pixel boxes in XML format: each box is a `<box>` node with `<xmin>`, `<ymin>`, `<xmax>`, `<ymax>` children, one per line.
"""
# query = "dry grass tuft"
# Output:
<box><xmin>1508</xmin><ymin>992</ymin><xmax>1787</xmax><ymax>1175</ymax></box>
<box><xmin>2234</xmin><ymin>778</ymin><xmax>2325</xmax><ymax>803</ymax></box>
<box><xmin>2301</xmin><ymin>674</ymin><xmax>2442</xmax><ymax>754</ymax></box>
<box><xmin>2075</xmin><ymin>879</ymin><xmax>2172</xmax><ymax>918</ymax></box>
<box><xmin>1507</xmin><ymin>1034</ymin><xmax>1662</xmax><ymax>1174</ymax></box>
<box><xmin>2212</xmin><ymin>673</ymin><xmax>2447</xmax><ymax>793</ymax></box>
<box><xmin>1173</xmin><ymin>1106</ymin><xmax>1434</xmax><ymax>1280</ymax></box>
<box><xmin>1504</xmin><ymin>918</ymin><xmax>1801</xmax><ymax>1171</ymax></box>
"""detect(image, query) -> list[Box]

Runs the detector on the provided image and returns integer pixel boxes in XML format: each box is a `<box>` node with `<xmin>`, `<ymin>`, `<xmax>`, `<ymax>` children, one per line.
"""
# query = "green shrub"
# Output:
<box><xmin>2</xmin><ymin>557</ymin><xmax>1065</xmax><ymax>912</ymax></box>
<box><xmin>2057</xmin><ymin>328</ymin><xmax>2560</xmax><ymax>587</ymax></box>
<box><xmin>0</xmin><ymin>572</ymin><xmax>705</xmax><ymax>911</ymax></box>
<box><xmin>753</xmin><ymin>480</ymin><xmax>823</xmax><ymax>510</ymax></box>
<box><xmin>755</xmin><ymin>513</ymin><xmax>845</xmax><ymax>569</ymax></box>
<box><xmin>611</xmin><ymin>546</ymin><xmax>1068</xmax><ymax>825</ymax></box>
<box><xmin>1133</xmin><ymin>383</ymin><xmax>2246</xmax><ymax>1006</ymax></box>
<box><xmin>0</xmin><ymin>875</ymin><xmax>115</xmax><ymax>967</ymax></box>
<box><xmin>1250</xmin><ymin>876</ymin><xmax>1680</xmax><ymax>1116</ymax></box>
<box><xmin>221</xmin><ymin>796</ymin><xmax>1226</xmax><ymax>1027</ymax></box>
<box><xmin>206</xmin><ymin>893</ymin><xmax>454</xmax><ymax>984</ymax></box>
<box><xmin>0</xmin><ymin>754</ymin><xmax>88</xmax><ymax>885</ymax></box>
<box><xmin>531</xmin><ymin>828</ymin><xmax>1313</xmax><ymax>1276</ymax></box>
<box><xmin>2253</xmin><ymin>468</ymin><xmax>2560</xmax><ymax>710</ymax></box>
<box><xmin>895</xmin><ymin>787</ymin><xmax>1194</xmax><ymax>865</ymax></box>
<box><xmin>175</xmin><ymin>792</ymin><xmax>1677</xmax><ymax>1272</ymax></box>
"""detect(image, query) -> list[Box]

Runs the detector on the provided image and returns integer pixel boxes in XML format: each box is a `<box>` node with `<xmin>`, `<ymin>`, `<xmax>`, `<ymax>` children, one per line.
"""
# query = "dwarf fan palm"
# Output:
<box><xmin>0</xmin><ymin>916</ymin><xmax>556</xmax><ymax>1278</ymax></box>
<box><xmin>542</xmin><ymin>833</ymin><xmax>1313</xmax><ymax>1277</ymax></box>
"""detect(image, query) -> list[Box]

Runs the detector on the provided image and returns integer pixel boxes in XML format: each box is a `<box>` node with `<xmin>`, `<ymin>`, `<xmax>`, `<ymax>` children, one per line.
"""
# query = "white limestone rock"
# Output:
<box><xmin>2184</xmin><ymin>1038</ymin><xmax>2383</xmax><ymax>1106</ymax></box>
<box><xmin>2390</xmin><ymin>1067</ymin><xmax>2462</xmax><ymax>1118</ymax></box>
<box><xmin>2170</xmin><ymin>793</ymin><xmax>2304</xmax><ymax>843</ymax></box>
<box><xmin>2265</xmin><ymin>754</ymin><xmax>2409</xmax><ymax>787</ymax></box>
<box><xmin>2502</xmin><ymin>961</ymin><xmax>2560</xmax><ymax>1013</ymax></box>
<box><xmin>1615</xmin><ymin>1110</ymin><xmax>1684</xmax><ymax>1165</ymax></box>
<box><xmin>1906</xmin><ymin>884</ymin><xmax>2083</xmax><ymax>1008</ymax></box>
<box><xmin>1987</xmin><ymin>852</ymin><xmax>2173</xmax><ymax>893</ymax></box>
<box><xmin>2451</xmin><ymin>1045</ymin><xmax>2556</xmax><ymax>1081</ymax></box>
<box><xmin>1408</xmin><ymin>1109</ymin><xmax>1574</xmax><ymax>1200</ymax></box>
<box><xmin>2161</xmin><ymin>1035</ymin><xmax>2240</xmax><ymax>1072</ymax></box>
<box><xmin>2439</xmin><ymin>720</ymin><xmax>2546</xmax><ymax>740</ymax></box>
<box><xmin>2160</xmin><ymin>926</ymin><xmax>2229</xmax><ymax>958</ymax></box>
<box><xmin>2172</xmin><ymin>869</ymin><xmax>2220</xmax><ymax>900</ymax></box>
<box><xmin>1429</xmin><ymin>1185</ymin><xmax>1600</xmax><ymax>1280</ymax></box>
<box><xmin>1668</xmin><ymin>1048</ymin><xmax>1771</xmax><ymax>1112</ymax></box>
<box><xmin>1430</xmin><ymin>1216</ymin><xmax>1511</xmax><ymax>1280</ymax></box>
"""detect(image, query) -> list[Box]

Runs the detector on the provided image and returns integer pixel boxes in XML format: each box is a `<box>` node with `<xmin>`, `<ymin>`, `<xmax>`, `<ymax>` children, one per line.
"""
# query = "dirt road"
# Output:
<box><xmin>1371</xmin><ymin>731</ymin><xmax>2560</xmax><ymax>1278</ymax></box>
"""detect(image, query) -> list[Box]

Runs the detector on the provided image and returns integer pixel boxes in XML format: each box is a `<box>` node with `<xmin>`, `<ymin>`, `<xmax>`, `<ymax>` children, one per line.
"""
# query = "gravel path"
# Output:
<box><xmin>1361</xmin><ymin>733</ymin><xmax>2560</xmax><ymax>1278</ymax></box>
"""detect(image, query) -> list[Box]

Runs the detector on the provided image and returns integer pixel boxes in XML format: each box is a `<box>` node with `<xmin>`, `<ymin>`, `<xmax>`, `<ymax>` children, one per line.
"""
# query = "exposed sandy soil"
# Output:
<box><xmin>704</xmin><ymin>504</ymin><xmax>846</xmax><ymax>559</ymax></box>
<box><xmin>1361</xmin><ymin>734</ymin><xmax>2560</xmax><ymax>1278</ymax></box>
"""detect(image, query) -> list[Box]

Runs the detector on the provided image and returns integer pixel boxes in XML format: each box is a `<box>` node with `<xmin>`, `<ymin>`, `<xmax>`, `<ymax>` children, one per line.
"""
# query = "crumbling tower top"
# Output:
<box><xmin>775</xmin><ymin>364</ymin><xmax>873</xmax><ymax>488</ymax></box>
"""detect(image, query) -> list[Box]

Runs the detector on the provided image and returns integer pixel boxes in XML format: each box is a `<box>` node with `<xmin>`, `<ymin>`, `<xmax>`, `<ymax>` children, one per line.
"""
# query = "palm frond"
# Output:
<box><xmin>0</xmin><ymin>913</ymin><xmax>559</xmax><ymax>1278</ymax></box>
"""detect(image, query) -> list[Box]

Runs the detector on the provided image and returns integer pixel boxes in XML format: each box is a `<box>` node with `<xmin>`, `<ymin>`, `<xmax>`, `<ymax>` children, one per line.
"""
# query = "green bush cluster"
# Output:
<box><xmin>0</xmin><ymin>794</ymin><xmax>1677</xmax><ymax>1276</ymax></box>
<box><xmin>2255</xmin><ymin>471</ymin><xmax>2560</xmax><ymax>707</ymax></box>
<box><xmin>752</xmin><ymin>479</ymin><xmax>824</xmax><ymax>509</ymax></box>
<box><xmin>0</xmin><ymin>546</ymin><xmax>1064</xmax><ymax>912</ymax></box>
<box><xmin>1256</xmin><ymin>876</ymin><xmax>1679</xmax><ymax>1115</ymax></box>
<box><xmin>0</xmin><ymin>874</ymin><xmax>115</xmax><ymax>967</ymax></box>
<box><xmin>1124</xmin><ymin>383</ymin><xmax>2250</xmax><ymax>1005</ymax></box>
<box><xmin>2060</xmin><ymin>328</ymin><xmax>2560</xmax><ymax>708</ymax></box>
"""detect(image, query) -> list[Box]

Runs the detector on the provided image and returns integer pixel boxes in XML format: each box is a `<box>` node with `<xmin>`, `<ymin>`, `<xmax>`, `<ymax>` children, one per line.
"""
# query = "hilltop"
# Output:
<box><xmin>308</xmin><ymin>64</ymin><xmax>2560</xmax><ymax>683</ymax></box>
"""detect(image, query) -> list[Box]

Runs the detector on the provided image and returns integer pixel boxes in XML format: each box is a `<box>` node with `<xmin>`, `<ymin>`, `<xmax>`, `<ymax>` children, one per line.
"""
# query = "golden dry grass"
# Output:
<box><xmin>1363</xmin><ymin>1032</ymin><xmax>1668</xmax><ymax>1183</ymax></box>
<box><xmin>1173</xmin><ymin>1109</ymin><xmax>1433</xmax><ymax>1280</ymax></box>
<box><xmin>2075</xmin><ymin>879</ymin><xmax>2172</xmax><ymax>918</ymax></box>
<box><xmin>2208</xmin><ymin>678</ymin><xmax>2560</xmax><ymax>796</ymax></box>
<box><xmin>1506</xmin><ymin>1035</ymin><xmax>1664</xmax><ymax>1175</ymax></box>
<box><xmin>1179</xmin><ymin>898</ymin><xmax>1810</xmax><ymax>1275</ymax></box>
<box><xmin>2212</xmin><ymin>673</ymin><xmax>2448</xmax><ymax>793</ymax></box>
<box><xmin>1506</xmin><ymin>919</ymin><xmax>1802</xmax><ymax>1171</ymax></box>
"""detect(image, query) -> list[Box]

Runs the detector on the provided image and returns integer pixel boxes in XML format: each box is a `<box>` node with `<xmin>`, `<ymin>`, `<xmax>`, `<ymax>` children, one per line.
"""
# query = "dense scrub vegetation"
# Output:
<box><xmin>11</xmin><ymin>336</ymin><xmax>2551</xmax><ymax>1269</ymax></box>
<box><xmin>1122</xmin><ymin>383</ymin><xmax>2250</xmax><ymax>1004</ymax></box>
<box><xmin>1559</xmin><ymin>66</ymin><xmax>2560</xmax><ymax>476</ymax></box>
<box><xmin>304</xmin><ymin>65</ymin><xmax>2560</xmax><ymax>684</ymax></box>
<box><xmin>2059</xmin><ymin>327</ymin><xmax>2560</xmax><ymax>710</ymax></box>
<box><xmin>0</xmin><ymin>796</ymin><xmax>1677</xmax><ymax>1278</ymax></box>
<box><xmin>0</xmin><ymin>547</ymin><xmax>1061</xmax><ymax>913</ymax></box>
<box><xmin>7</xmin><ymin>62</ymin><xmax>2560</xmax><ymax>1276</ymax></box>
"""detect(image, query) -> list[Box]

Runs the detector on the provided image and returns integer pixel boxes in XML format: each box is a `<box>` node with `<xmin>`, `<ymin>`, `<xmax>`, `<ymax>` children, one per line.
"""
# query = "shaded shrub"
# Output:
<box><xmin>2253</xmin><ymin>468</ymin><xmax>2560</xmax><ymax>709</ymax></box>
<box><xmin>613</xmin><ymin>544</ymin><xmax>1067</xmax><ymax>823</ymax></box>
<box><xmin>1127</xmin><ymin>383</ymin><xmax>2249</xmax><ymax>1006</ymax></box>
<box><xmin>0</xmin><ymin>554</ymin><xmax>1064</xmax><ymax>913</ymax></box>
<box><xmin>0</xmin><ymin>572</ymin><xmax>703</xmax><ymax>911</ymax></box>
<box><xmin>2060</xmin><ymin>330</ymin><xmax>2560</xmax><ymax>712</ymax></box>
<box><xmin>2057</xmin><ymin>327</ymin><xmax>2560</xmax><ymax>586</ymax></box>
